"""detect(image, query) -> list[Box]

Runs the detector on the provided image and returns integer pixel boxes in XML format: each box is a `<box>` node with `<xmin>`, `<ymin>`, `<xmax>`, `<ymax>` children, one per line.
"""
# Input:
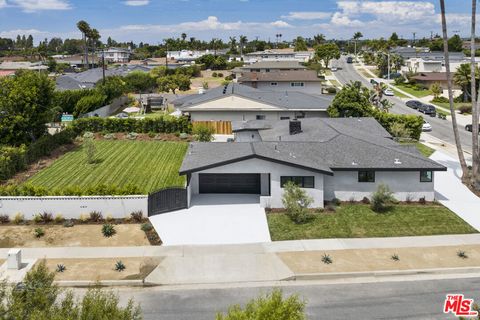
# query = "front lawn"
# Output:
<box><xmin>26</xmin><ymin>140</ymin><xmax>187</xmax><ymax>194</ymax></box>
<box><xmin>267</xmin><ymin>204</ymin><xmax>477</xmax><ymax>241</ymax></box>
<box><xmin>395</xmin><ymin>84</ymin><xmax>432</xmax><ymax>98</ymax></box>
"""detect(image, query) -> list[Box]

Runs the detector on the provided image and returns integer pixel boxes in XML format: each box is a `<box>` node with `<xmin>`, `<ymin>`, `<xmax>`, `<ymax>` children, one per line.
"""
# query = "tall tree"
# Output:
<box><xmin>314</xmin><ymin>43</ymin><xmax>340</xmax><ymax>69</ymax></box>
<box><xmin>471</xmin><ymin>0</ymin><xmax>480</xmax><ymax>188</ymax></box>
<box><xmin>228</xmin><ymin>36</ymin><xmax>237</xmax><ymax>54</ymax></box>
<box><xmin>294</xmin><ymin>36</ymin><xmax>308</xmax><ymax>51</ymax></box>
<box><xmin>239</xmin><ymin>35</ymin><xmax>247</xmax><ymax>57</ymax></box>
<box><xmin>181</xmin><ymin>33</ymin><xmax>187</xmax><ymax>42</ymax></box>
<box><xmin>76</xmin><ymin>20</ymin><xmax>91</xmax><ymax>69</ymax></box>
<box><xmin>353</xmin><ymin>31</ymin><xmax>363</xmax><ymax>59</ymax></box>
<box><xmin>313</xmin><ymin>33</ymin><xmax>325</xmax><ymax>45</ymax></box>
<box><xmin>440</xmin><ymin>0</ymin><xmax>469</xmax><ymax>183</ymax></box>
<box><xmin>88</xmin><ymin>28</ymin><xmax>100</xmax><ymax>69</ymax></box>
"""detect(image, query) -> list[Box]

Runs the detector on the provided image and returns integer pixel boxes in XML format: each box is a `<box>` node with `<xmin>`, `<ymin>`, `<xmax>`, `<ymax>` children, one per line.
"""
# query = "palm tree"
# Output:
<box><xmin>454</xmin><ymin>64</ymin><xmax>473</xmax><ymax>102</ymax></box>
<box><xmin>229</xmin><ymin>36</ymin><xmax>237</xmax><ymax>54</ymax></box>
<box><xmin>77</xmin><ymin>20</ymin><xmax>91</xmax><ymax>69</ymax></box>
<box><xmin>239</xmin><ymin>35</ymin><xmax>247</xmax><ymax>57</ymax></box>
<box><xmin>440</xmin><ymin>0</ymin><xmax>469</xmax><ymax>183</ymax></box>
<box><xmin>470</xmin><ymin>0</ymin><xmax>480</xmax><ymax>188</ymax></box>
<box><xmin>353</xmin><ymin>32</ymin><xmax>363</xmax><ymax>59</ymax></box>
<box><xmin>88</xmin><ymin>28</ymin><xmax>100</xmax><ymax>69</ymax></box>
<box><xmin>181</xmin><ymin>33</ymin><xmax>187</xmax><ymax>42</ymax></box>
<box><xmin>313</xmin><ymin>34</ymin><xmax>325</xmax><ymax>46</ymax></box>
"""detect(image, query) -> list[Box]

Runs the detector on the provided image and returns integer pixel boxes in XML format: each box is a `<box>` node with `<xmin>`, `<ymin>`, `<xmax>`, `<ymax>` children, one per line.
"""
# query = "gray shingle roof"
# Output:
<box><xmin>180</xmin><ymin>118</ymin><xmax>446</xmax><ymax>174</ymax></box>
<box><xmin>173</xmin><ymin>83</ymin><xmax>333</xmax><ymax>111</ymax></box>
<box><xmin>238</xmin><ymin>70</ymin><xmax>320</xmax><ymax>83</ymax></box>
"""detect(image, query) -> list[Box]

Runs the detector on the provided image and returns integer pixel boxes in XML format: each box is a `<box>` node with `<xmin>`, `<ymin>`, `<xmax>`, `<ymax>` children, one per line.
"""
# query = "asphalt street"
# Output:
<box><xmin>97</xmin><ymin>277</ymin><xmax>480</xmax><ymax>320</ymax></box>
<box><xmin>333</xmin><ymin>57</ymin><xmax>475</xmax><ymax>153</ymax></box>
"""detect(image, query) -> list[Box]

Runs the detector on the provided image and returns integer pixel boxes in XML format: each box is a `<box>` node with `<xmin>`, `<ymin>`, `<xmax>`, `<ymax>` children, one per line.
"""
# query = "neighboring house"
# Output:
<box><xmin>173</xmin><ymin>83</ymin><xmax>332</xmax><ymax>122</ymax></box>
<box><xmin>244</xmin><ymin>49</ymin><xmax>314</xmax><ymax>63</ymax></box>
<box><xmin>234</xmin><ymin>61</ymin><xmax>307</xmax><ymax>77</ymax></box>
<box><xmin>180</xmin><ymin>118</ymin><xmax>446</xmax><ymax>208</ymax></box>
<box><xmin>410</xmin><ymin>72</ymin><xmax>460</xmax><ymax>90</ymax></box>
<box><xmin>100</xmin><ymin>47</ymin><xmax>131</xmax><ymax>64</ymax></box>
<box><xmin>167</xmin><ymin>49</ymin><xmax>227</xmax><ymax>62</ymax></box>
<box><xmin>0</xmin><ymin>61</ymin><xmax>48</xmax><ymax>72</ymax></box>
<box><xmin>54</xmin><ymin>54</ymin><xmax>99</xmax><ymax>69</ymax></box>
<box><xmin>401</xmin><ymin>55</ymin><xmax>477</xmax><ymax>74</ymax></box>
<box><xmin>238</xmin><ymin>70</ymin><xmax>322</xmax><ymax>94</ymax></box>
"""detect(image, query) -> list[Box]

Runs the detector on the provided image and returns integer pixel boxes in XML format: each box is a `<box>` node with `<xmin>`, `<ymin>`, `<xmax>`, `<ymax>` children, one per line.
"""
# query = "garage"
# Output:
<box><xmin>199</xmin><ymin>174</ymin><xmax>261</xmax><ymax>194</ymax></box>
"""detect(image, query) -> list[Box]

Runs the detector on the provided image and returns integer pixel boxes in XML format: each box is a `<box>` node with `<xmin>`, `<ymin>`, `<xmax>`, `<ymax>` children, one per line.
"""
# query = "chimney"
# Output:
<box><xmin>289</xmin><ymin>119</ymin><xmax>302</xmax><ymax>135</ymax></box>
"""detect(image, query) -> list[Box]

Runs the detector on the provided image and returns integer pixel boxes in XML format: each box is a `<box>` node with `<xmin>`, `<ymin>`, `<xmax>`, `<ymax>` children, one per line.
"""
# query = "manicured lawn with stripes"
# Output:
<box><xmin>26</xmin><ymin>141</ymin><xmax>188</xmax><ymax>194</ymax></box>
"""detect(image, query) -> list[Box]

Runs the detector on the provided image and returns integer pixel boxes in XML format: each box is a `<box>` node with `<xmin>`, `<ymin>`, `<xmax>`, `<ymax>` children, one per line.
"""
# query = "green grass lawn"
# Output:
<box><xmin>26</xmin><ymin>140</ymin><xmax>188</xmax><ymax>194</ymax></box>
<box><xmin>395</xmin><ymin>84</ymin><xmax>432</xmax><ymax>98</ymax></box>
<box><xmin>267</xmin><ymin>204</ymin><xmax>477</xmax><ymax>241</ymax></box>
<box><xmin>434</xmin><ymin>101</ymin><xmax>471</xmax><ymax>113</ymax></box>
<box><xmin>391</xmin><ymin>88</ymin><xmax>409</xmax><ymax>99</ymax></box>
<box><xmin>414</xmin><ymin>142</ymin><xmax>435</xmax><ymax>157</ymax></box>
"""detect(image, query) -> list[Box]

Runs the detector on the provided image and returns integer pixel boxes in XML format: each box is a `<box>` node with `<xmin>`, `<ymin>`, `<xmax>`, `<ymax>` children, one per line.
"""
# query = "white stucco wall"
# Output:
<box><xmin>189</xmin><ymin>158</ymin><xmax>325</xmax><ymax>208</ymax></box>
<box><xmin>190</xmin><ymin>111</ymin><xmax>326</xmax><ymax>122</ymax></box>
<box><xmin>253</xmin><ymin>82</ymin><xmax>322</xmax><ymax>95</ymax></box>
<box><xmin>324</xmin><ymin>171</ymin><xmax>435</xmax><ymax>201</ymax></box>
<box><xmin>0</xmin><ymin>196</ymin><xmax>148</xmax><ymax>220</ymax></box>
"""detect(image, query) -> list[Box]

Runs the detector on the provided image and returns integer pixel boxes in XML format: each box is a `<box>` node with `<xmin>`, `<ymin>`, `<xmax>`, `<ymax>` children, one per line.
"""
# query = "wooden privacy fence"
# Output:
<box><xmin>192</xmin><ymin>121</ymin><xmax>232</xmax><ymax>134</ymax></box>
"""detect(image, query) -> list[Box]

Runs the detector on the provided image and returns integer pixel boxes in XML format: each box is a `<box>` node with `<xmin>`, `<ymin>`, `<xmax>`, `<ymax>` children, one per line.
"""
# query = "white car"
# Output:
<box><xmin>422</xmin><ymin>119</ymin><xmax>432</xmax><ymax>132</ymax></box>
<box><xmin>383</xmin><ymin>88</ymin><xmax>394</xmax><ymax>96</ymax></box>
<box><xmin>331</xmin><ymin>67</ymin><xmax>338</xmax><ymax>72</ymax></box>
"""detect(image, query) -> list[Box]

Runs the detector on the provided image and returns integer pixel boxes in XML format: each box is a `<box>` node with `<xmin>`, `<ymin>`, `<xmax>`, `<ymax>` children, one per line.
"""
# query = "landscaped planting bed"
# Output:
<box><xmin>25</xmin><ymin>140</ymin><xmax>187</xmax><ymax>194</ymax></box>
<box><xmin>267</xmin><ymin>204</ymin><xmax>477</xmax><ymax>241</ymax></box>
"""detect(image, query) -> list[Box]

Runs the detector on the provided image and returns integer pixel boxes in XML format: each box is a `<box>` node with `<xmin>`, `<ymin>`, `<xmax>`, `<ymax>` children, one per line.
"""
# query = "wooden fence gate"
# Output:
<box><xmin>192</xmin><ymin>121</ymin><xmax>232</xmax><ymax>134</ymax></box>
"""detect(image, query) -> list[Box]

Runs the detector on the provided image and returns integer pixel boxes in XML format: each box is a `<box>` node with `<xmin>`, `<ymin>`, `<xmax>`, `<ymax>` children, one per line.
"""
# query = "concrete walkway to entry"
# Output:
<box><xmin>148</xmin><ymin>194</ymin><xmax>271</xmax><ymax>246</ymax></box>
<box><xmin>430</xmin><ymin>151</ymin><xmax>480</xmax><ymax>231</ymax></box>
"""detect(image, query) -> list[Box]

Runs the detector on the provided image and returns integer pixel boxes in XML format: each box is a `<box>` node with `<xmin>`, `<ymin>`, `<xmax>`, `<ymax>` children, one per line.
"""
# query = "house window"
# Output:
<box><xmin>256</xmin><ymin>115</ymin><xmax>266</xmax><ymax>120</ymax></box>
<box><xmin>290</xmin><ymin>82</ymin><xmax>305</xmax><ymax>87</ymax></box>
<box><xmin>265</xmin><ymin>69</ymin><xmax>270</xmax><ymax>72</ymax></box>
<box><xmin>358</xmin><ymin>171</ymin><xmax>375</xmax><ymax>182</ymax></box>
<box><xmin>420</xmin><ymin>170</ymin><xmax>433</xmax><ymax>182</ymax></box>
<box><xmin>270</xmin><ymin>82</ymin><xmax>278</xmax><ymax>86</ymax></box>
<box><xmin>281</xmin><ymin>176</ymin><xmax>315</xmax><ymax>188</ymax></box>
<box><xmin>280</xmin><ymin>116</ymin><xmax>290</xmax><ymax>120</ymax></box>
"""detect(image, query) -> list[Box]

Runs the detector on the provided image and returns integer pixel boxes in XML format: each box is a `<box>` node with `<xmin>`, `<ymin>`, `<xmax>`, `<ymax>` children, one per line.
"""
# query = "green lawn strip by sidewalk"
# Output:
<box><xmin>395</xmin><ymin>84</ymin><xmax>432</xmax><ymax>98</ymax></box>
<box><xmin>267</xmin><ymin>204</ymin><xmax>477</xmax><ymax>241</ymax></box>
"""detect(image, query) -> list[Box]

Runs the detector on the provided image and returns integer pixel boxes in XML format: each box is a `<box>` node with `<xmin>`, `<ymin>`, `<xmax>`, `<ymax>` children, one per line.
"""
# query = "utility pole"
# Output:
<box><xmin>165</xmin><ymin>42</ymin><xmax>168</xmax><ymax>70</ymax></box>
<box><xmin>102</xmin><ymin>47</ymin><xmax>105</xmax><ymax>84</ymax></box>
<box><xmin>413</xmin><ymin>32</ymin><xmax>416</xmax><ymax>46</ymax></box>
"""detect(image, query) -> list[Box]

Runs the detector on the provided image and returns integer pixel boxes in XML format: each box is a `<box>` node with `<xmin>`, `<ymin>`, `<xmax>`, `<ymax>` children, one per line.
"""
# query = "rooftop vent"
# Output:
<box><xmin>394</xmin><ymin>158</ymin><xmax>402</xmax><ymax>165</ymax></box>
<box><xmin>289</xmin><ymin>119</ymin><xmax>302</xmax><ymax>135</ymax></box>
<box><xmin>352</xmin><ymin>160</ymin><xmax>358</xmax><ymax>166</ymax></box>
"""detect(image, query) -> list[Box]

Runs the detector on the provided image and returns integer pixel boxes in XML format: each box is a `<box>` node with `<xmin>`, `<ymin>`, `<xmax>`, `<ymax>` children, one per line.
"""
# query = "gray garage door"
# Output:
<box><xmin>199</xmin><ymin>174</ymin><xmax>261</xmax><ymax>194</ymax></box>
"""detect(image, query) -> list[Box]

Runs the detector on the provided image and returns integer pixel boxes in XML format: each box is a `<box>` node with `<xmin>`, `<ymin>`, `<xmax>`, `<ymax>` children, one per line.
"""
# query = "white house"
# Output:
<box><xmin>244</xmin><ymin>49</ymin><xmax>314</xmax><ymax>63</ymax></box>
<box><xmin>238</xmin><ymin>70</ymin><xmax>323</xmax><ymax>94</ymax></box>
<box><xmin>100</xmin><ymin>48</ymin><xmax>131</xmax><ymax>64</ymax></box>
<box><xmin>180</xmin><ymin>118</ymin><xmax>445</xmax><ymax>208</ymax></box>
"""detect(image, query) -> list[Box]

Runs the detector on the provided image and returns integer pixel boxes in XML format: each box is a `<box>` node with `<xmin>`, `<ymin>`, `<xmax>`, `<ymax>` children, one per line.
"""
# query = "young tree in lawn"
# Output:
<box><xmin>470</xmin><ymin>0</ymin><xmax>480</xmax><ymax>189</ymax></box>
<box><xmin>282</xmin><ymin>181</ymin><xmax>314</xmax><ymax>224</ymax></box>
<box><xmin>430</xmin><ymin>82</ymin><xmax>442</xmax><ymax>99</ymax></box>
<box><xmin>157</xmin><ymin>75</ymin><xmax>191</xmax><ymax>94</ymax></box>
<box><xmin>440</xmin><ymin>0</ymin><xmax>469</xmax><ymax>183</ymax></box>
<box><xmin>314</xmin><ymin>43</ymin><xmax>340</xmax><ymax>69</ymax></box>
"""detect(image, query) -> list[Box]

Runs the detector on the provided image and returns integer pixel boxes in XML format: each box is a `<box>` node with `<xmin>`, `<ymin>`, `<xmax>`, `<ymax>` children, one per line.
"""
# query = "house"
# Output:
<box><xmin>0</xmin><ymin>61</ymin><xmax>48</xmax><ymax>72</ymax></box>
<box><xmin>244</xmin><ymin>49</ymin><xmax>315</xmax><ymax>63</ymax></box>
<box><xmin>100</xmin><ymin>47</ymin><xmax>131</xmax><ymax>64</ymax></box>
<box><xmin>411</xmin><ymin>72</ymin><xmax>460</xmax><ymax>90</ymax></box>
<box><xmin>238</xmin><ymin>70</ymin><xmax>322</xmax><ymax>94</ymax></box>
<box><xmin>54</xmin><ymin>54</ymin><xmax>99</xmax><ymax>69</ymax></box>
<box><xmin>173</xmin><ymin>83</ymin><xmax>332</xmax><ymax>122</ymax></box>
<box><xmin>233</xmin><ymin>60</ymin><xmax>307</xmax><ymax>77</ymax></box>
<box><xmin>179</xmin><ymin>118</ymin><xmax>446</xmax><ymax>208</ymax></box>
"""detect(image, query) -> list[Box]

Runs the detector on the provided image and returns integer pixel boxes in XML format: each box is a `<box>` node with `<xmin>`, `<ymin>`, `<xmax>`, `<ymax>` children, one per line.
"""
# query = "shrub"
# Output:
<box><xmin>326</xmin><ymin>87</ymin><xmax>337</xmax><ymax>94</ymax></box>
<box><xmin>130</xmin><ymin>211</ymin><xmax>143</xmax><ymax>223</ymax></box>
<box><xmin>431</xmin><ymin>96</ymin><xmax>449</xmax><ymax>103</ymax></box>
<box><xmin>390</xmin><ymin>122</ymin><xmax>412</xmax><ymax>140</ymax></box>
<box><xmin>13</xmin><ymin>212</ymin><xmax>24</xmax><ymax>224</ymax></box>
<box><xmin>212</xmin><ymin>72</ymin><xmax>218</xmax><ymax>77</ymax></box>
<box><xmin>419</xmin><ymin>196</ymin><xmax>426</xmax><ymax>205</ymax></box>
<box><xmin>54</xmin><ymin>214</ymin><xmax>64</xmax><ymax>223</ymax></box>
<box><xmin>370</xmin><ymin>184</ymin><xmax>396</xmax><ymax>213</ymax></box>
<box><xmin>0</xmin><ymin>214</ymin><xmax>10</xmax><ymax>224</ymax></box>
<box><xmin>459</xmin><ymin>105</ymin><xmax>472</xmax><ymax>114</ymax></box>
<box><xmin>224</xmin><ymin>75</ymin><xmax>233</xmax><ymax>81</ymax></box>
<box><xmin>34</xmin><ymin>228</ymin><xmax>45</xmax><ymax>238</ymax></box>
<box><xmin>282</xmin><ymin>181</ymin><xmax>314</xmax><ymax>224</ymax></box>
<box><xmin>0</xmin><ymin>183</ymin><xmax>143</xmax><ymax>197</ymax></box>
<box><xmin>33</xmin><ymin>214</ymin><xmax>43</xmax><ymax>224</ymax></box>
<box><xmin>105</xmin><ymin>213</ymin><xmax>114</xmax><ymax>222</ymax></box>
<box><xmin>361</xmin><ymin>197</ymin><xmax>371</xmax><ymax>204</ymax></box>
<box><xmin>79</xmin><ymin>213</ymin><xmax>89</xmax><ymax>223</ymax></box>
<box><xmin>56</xmin><ymin>264</ymin><xmax>66</xmax><ymax>273</ymax></box>
<box><xmin>102</xmin><ymin>223</ymin><xmax>116</xmax><ymax>237</ymax></box>
<box><xmin>89</xmin><ymin>211</ymin><xmax>103</xmax><ymax>222</ymax></box>
<box><xmin>321</xmin><ymin>253</ymin><xmax>333</xmax><ymax>264</ymax></box>
<box><xmin>218</xmin><ymin>72</ymin><xmax>224</xmax><ymax>78</ymax></box>
<box><xmin>126</xmin><ymin>132</ymin><xmax>138</xmax><ymax>140</ymax></box>
<box><xmin>103</xmin><ymin>133</ymin><xmax>116</xmax><ymax>140</ymax></box>
<box><xmin>216</xmin><ymin>289</ymin><xmax>306</xmax><ymax>320</ymax></box>
<box><xmin>141</xmin><ymin>222</ymin><xmax>153</xmax><ymax>232</ymax></box>
<box><xmin>115</xmin><ymin>260</ymin><xmax>126</xmax><ymax>272</ymax></box>
<box><xmin>38</xmin><ymin>212</ymin><xmax>53</xmax><ymax>224</ymax></box>
<box><xmin>74</xmin><ymin>92</ymin><xmax>108</xmax><ymax>116</ymax></box>
<box><xmin>391</xmin><ymin>254</ymin><xmax>400</xmax><ymax>261</ymax></box>
<box><xmin>84</xmin><ymin>137</ymin><xmax>97</xmax><ymax>164</ymax></box>
<box><xmin>193</xmin><ymin>124</ymin><xmax>215</xmax><ymax>142</ymax></box>
<box><xmin>63</xmin><ymin>219</ymin><xmax>74</xmax><ymax>228</ymax></box>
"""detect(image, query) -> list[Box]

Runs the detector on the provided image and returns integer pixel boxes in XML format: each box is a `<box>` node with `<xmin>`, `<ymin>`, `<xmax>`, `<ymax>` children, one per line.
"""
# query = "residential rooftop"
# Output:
<box><xmin>238</xmin><ymin>70</ymin><xmax>320</xmax><ymax>83</ymax></box>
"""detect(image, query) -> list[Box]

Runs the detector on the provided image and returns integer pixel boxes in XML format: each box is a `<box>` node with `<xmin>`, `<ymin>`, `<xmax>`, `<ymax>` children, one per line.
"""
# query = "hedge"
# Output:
<box><xmin>373</xmin><ymin>112</ymin><xmax>423</xmax><ymax>141</ymax></box>
<box><xmin>0</xmin><ymin>129</ymin><xmax>76</xmax><ymax>182</ymax></box>
<box><xmin>71</xmin><ymin>116</ymin><xmax>192</xmax><ymax>135</ymax></box>
<box><xmin>0</xmin><ymin>183</ymin><xmax>143</xmax><ymax>196</ymax></box>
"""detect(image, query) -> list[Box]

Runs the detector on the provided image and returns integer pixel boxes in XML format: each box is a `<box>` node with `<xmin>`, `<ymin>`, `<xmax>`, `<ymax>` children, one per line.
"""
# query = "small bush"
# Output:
<box><xmin>130</xmin><ymin>210</ymin><xmax>143</xmax><ymax>223</ymax></box>
<box><xmin>115</xmin><ymin>260</ymin><xmax>126</xmax><ymax>272</ymax></box>
<box><xmin>63</xmin><ymin>219</ymin><xmax>74</xmax><ymax>228</ymax></box>
<box><xmin>419</xmin><ymin>196</ymin><xmax>426</xmax><ymax>205</ymax></box>
<box><xmin>282</xmin><ymin>181</ymin><xmax>314</xmax><ymax>224</ymax></box>
<box><xmin>431</xmin><ymin>96</ymin><xmax>449</xmax><ymax>103</ymax></box>
<box><xmin>126</xmin><ymin>132</ymin><xmax>138</xmax><ymax>140</ymax></box>
<box><xmin>326</xmin><ymin>87</ymin><xmax>337</xmax><ymax>94</ymax></box>
<box><xmin>79</xmin><ymin>213</ymin><xmax>89</xmax><ymax>223</ymax></box>
<box><xmin>89</xmin><ymin>211</ymin><xmax>103</xmax><ymax>222</ymax></box>
<box><xmin>218</xmin><ymin>72</ymin><xmax>224</xmax><ymax>78</ymax></box>
<box><xmin>105</xmin><ymin>213</ymin><xmax>114</xmax><ymax>222</ymax></box>
<box><xmin>34</xmin><ymin>228</ymin><xmax>45</xmax><ymax>238</ymax></box>
<box><xmin>56</xmin><ymin>264</ymin><xmax>66</xmax><ymax>273</ymax></box>
<box><xmin>193</xmin><ymin>124</ymin><xmax>215</xmax><ymax>142</ymax></box>
<box><xmin>102</xmin><ymin>223</ymin><xmax>116</xmax><ymax>237</ymax></box>
<box><xmin>0</xmin><ymin>214</ymin><xmax>10</xmax><ymax>224</ymax></box>
<box><xmin>13</xmin><ymin>213</ymin><xmax>24</xmax><ymax>225</ymax></box>
<box><xmin>224</xmin><ymin>75</ymin><xmax>233</xmax><ymax>81</ymax></box>
<box><xmin>321</xmin><ymin>253</ymin><xmax>333</xmax><ymax>264</ymax></box>
<box><xmin>459</xmin><ymin>105</ymin><xmax>472</xmax><ymax>114</ymax></box>
<box><xmin>331</xmin><ymin>198</ymin><xmax>341</xmax><ymax>206</ymax></box>
<box><xmin>371</xmin><ymin>184</ymin><xmax>396</xmax><ymax>213</ymax></box>
<box><xmin>361</xmin><ymin>197</ymin><xmax>371</xmax><ymax>204</ymax></box>
<box><xmin>457</xmin><ymin>250</ymin><xmax>468</xmax><ymax>259</ymax></box>
<box><xmin>103</xmin><ymin>133</ymin><xmax>116</xmax><ymax>140</ymax></box>
<box><xmin>212</xmin><ymin>72</ymin><xmax>218</xmax><ymax>77</ymax></box>
<box><xmin>391</xmin><ymin>254</ymin><xmax>400</xmax><ymax>261</ymax></box>
<box><xmin>141</xmin><ymin>222</ymin><xmax>153</xmax><ymax>232</ymax></box>
<box><xmin>39</xmin><ymin>212</ymin><xmax>53</xmax><ymax>224</ymax></box>
<box><xmin>54</xmin><ymin>214</ymin><xmax>64</xmax><ymax>223</ymax></box>
<box><xmin>33</xmin><ymin>214</ymin><xmax>43</xmax><ymax>224</ymax></box>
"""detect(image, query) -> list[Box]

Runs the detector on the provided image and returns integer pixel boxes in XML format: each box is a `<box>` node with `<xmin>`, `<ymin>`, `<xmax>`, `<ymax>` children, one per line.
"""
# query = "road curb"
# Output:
<box><xmin>289</xmin><ymin>266</ymin><xmax>480</xmax><ymax>281</ymax></box>
<box><xmin>54</xmin><ymin>279</ymin><xmax>146</xmax><ymax>287</ymax></box>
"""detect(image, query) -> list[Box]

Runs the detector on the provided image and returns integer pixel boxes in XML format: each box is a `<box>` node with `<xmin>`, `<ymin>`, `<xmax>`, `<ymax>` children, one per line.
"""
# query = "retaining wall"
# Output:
<box><xmin>0</xmin><ymin>196</ymin><xmax>148</xmax><ymax>220</ymax></box>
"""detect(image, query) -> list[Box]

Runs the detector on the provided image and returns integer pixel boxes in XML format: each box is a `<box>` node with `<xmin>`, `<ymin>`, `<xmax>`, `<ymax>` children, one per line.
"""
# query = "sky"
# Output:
<box><xmin>0</xmin><ymin>0</ymin><xmax>476</xmax><ymax>44</ymax></box>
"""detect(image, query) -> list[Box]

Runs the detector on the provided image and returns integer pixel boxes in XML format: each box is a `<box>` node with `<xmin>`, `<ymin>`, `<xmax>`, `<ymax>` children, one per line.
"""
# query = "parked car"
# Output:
<box><xmin>465</xmin><ymin>124</ymin><xmax>480</xmax><ymax>133</ymax></box>
<box><xmin>331</xmin><ymin>66</ymin><xmax>338</xmax><ymax>71</ymax></box>
<box><xmin>346</xmin><ymin>57</ymin><xmax>353</xmax><ymax>63</ymax></box>
<box><xmin>370</xmin><ymin>79</ymin><xmax>379</xmax><ymax>86</ymax></box>
<box><xmin>422</xmin><ymin>119</ymin><xmax>432</xmax><ymax>132</ymax></box>
<box><xmin>383</xmin><ymin>88</ymin><xmax>394</xmax><ymax>96</ymax></box>
<box><xmin>382</xmin><ymin>72</ymin><xmax>402</xmax><ymax>79</ymax></box>
<box><xmin>406</xmin><ymin>100</ymin><xmax>423</xmax><ymax>109</ymax></box>
<box><xmin>419</xmin><ymin>104</ymin><xmax>436</xmax><ymax>116</ymax></box>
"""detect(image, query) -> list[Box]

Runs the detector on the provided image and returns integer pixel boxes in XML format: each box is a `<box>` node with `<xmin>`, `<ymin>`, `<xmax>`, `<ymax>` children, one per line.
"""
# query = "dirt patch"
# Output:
<box><xmin>2</xmin><ymin>143</ymin><xmax>78</xmax><ymax>186</ymax></box>
<box><xmin>0</xmin><ymin>224</ymin><xmax>151</xmax><ymax>248</ymax></box>
<box><xmin>278</xmin><ymin>245</ymin><xmax>480</xmax><ymax>274</ymax></box>
<box><xmin>43</xmin><ymin>257</ymin><xmax>162</xmax><ymax>281</ymax></box>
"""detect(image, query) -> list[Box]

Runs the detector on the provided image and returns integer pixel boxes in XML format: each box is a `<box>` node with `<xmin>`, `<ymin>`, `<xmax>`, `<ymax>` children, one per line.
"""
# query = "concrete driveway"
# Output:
<box><xmin>430</xmin><ymin>151</ymin><xmax>480</xmax><ymax>231</ymax></box>
<box><xmin>149</xmin><ymin>194</ymin><xmax>271</xmax><ymax>246</ymax></box>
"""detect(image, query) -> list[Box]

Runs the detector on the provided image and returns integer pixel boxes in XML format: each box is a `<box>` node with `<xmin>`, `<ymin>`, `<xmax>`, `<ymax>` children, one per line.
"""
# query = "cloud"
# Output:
<box><xmin>281</xmin><ymin>11</ymin><xmax>331</xmax><ymax>20</ymax></box>
<box><xmin>337</xmin><ymin>1</ymin><xmax>435</xmax><ymax>22</ymax></box>
<box><xmin>330</xmin><ymin>12</ymin><xmax>363</xmax><ymax>27</ymax></box>
<box><xmin>0</xmin><ymin>28</ymin><xmax>51</xmax><ymax>38</ymax></box>
<box><xmin>8</xmin><ymin>0</ymin><xmax>71</xmax><ymax>12</ymax></box>
<box><xmin>123</xmin><ymin>0</ymin><xmax>149</xmax><ymax>6</ymax></box>
<box><xmin>0</xmin><ymin>0</ymin><xmax>6</xmax><ymax>8</ymax></box>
